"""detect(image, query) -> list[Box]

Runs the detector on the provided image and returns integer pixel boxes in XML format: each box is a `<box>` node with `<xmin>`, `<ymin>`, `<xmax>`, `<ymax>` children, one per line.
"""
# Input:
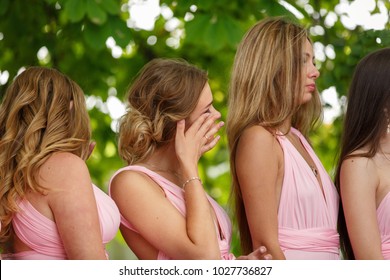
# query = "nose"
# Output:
<box><xmin>310</xmin><ymin>64</ymin><xmax>320</xmax><ymax>79</ymax></box>
<box><xmin>210</xmin><ymin>106</ymin><xmax>221</xmax><ymax>117</ymax></box>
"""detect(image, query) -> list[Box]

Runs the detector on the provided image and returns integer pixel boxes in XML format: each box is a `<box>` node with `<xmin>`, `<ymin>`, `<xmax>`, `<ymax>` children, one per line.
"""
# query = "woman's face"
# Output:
<box><xmin>186</xmin><ymin>82</ymin><xmax>219</xmax><ymax>128</ymax></box>
<box><xmin>300</xmin><ymin>39</ymin><xmax>320</xmax><ymax>105</ymax></box>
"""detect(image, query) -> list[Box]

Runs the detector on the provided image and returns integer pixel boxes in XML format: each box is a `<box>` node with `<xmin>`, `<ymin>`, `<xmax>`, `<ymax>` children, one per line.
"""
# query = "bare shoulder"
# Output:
<box><xmin>340</xmin><ymin>151</ymin><xmax>379</xmax><ymax>188</ymax></box>
<box><xmin>235</xmin><ymin>125</ymin><xmax>282</xmax><ymax>181</ymax></box>
<box><xmin>240</xmin><ymin>125</ymin><xmax>275</xmax><ymax>142</ymax></box>
<box><xmin>39</xmin><ymin>152</ymin><xmax>90</xmax><ymax>191</ymax></box>
<box><xmin>341</xmin><ymin>152</ymin><xmax>376</xmax><ymax>172</ymax></box>
<box><xmin>238</xmin><ymin>125</ymin><xmax>281</xmax><ymax>154</ymax></box>
<box><xmin>42</xmin><ymin>152</ymin><xmax>88</xmax><ymax>172</ymax></box>
<box><xmin>110</xmin><ymin>169</ymin><xmax>163</xmax><ymax>198</ymax></box>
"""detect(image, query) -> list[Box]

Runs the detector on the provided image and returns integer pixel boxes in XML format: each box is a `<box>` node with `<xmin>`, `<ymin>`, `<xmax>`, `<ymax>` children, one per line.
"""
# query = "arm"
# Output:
<box><xmin>235</xmin><ymin>126</ymin><xmax>286</xmax><ymax>259</ymax></box>
<box><xmin>111</xmin><ymin>113</ymin><xmax>224</xmax><ymax>259</ymax></box>
<box><xmin>175</xmin><ymin>112</ymin><xmax>224</xmax><ymax>257</ymax></box>
<box><xmin>42</xmin><ymin>152</ymin><xmax>107</xmax><ymax>259</ymax></box>
<box><xmin>340</xmin><ymin>157</ymin><xmax>383</xmax><ymax>259</ymax></box>
<box><xmin>111</xmin><ymin>171</ymin><xmax>220</xmax><ymax>259</ymax></box>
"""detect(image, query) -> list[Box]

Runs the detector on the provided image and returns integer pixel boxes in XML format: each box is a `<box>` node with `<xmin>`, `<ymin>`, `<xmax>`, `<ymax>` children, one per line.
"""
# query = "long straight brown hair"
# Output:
<box><xmin>227</xmin><ymin>17</ymin><xmax>322</xmax><ymax>254</ymax></box>
<box><xmin>334</xmin><ymin>47</ymin><xmax>390</xmax><ymax>259</ymax></box>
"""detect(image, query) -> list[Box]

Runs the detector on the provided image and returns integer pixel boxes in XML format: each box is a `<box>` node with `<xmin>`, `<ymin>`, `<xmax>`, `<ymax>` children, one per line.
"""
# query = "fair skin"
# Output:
<box><xmin>111</xmin><ymin>82</ymin><xmax>224</xmax><ymax>260</ymax></box>
<box><xmin>339</xmin><ymin>135</ymin><xmax>390</xmax><ymax>259</ymax></box>
<box><xmin>236</xmin><ymin>39</ymin><xmax>320</xmax><ymax>260</ymax></box>
<box><xmin>111</xmin><ymin>83</ymin><xmax>271</xmax><ymax>260</ymax></box>
<box><xmin>13</xmin><ymin>152</ymin><xmax>107</xmax><ymax>259</ymax></box>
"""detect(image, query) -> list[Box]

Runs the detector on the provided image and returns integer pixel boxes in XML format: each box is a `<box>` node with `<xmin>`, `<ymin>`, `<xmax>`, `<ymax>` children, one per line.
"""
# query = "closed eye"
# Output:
<box><xmin>304</xmin><ymin>53</ymin><xmax>316</xmax><ymax>66</ymax></box>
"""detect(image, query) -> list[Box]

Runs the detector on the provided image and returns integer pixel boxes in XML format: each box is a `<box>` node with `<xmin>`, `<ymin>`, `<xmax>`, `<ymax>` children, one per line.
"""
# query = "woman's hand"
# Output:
<box><xmin>236</xmin><ymin>246</ymin><xmax>273</xmax><ymax>260</ymax></box>
<box><xmin>175</xmin><ymin>112</ymin><xmax>224</xmax><ymax>177</ymax></box>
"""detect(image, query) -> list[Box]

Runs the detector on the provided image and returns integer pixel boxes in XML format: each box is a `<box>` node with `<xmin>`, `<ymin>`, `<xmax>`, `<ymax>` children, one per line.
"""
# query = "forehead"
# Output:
<box><xmin>194</xmin><ymin>83</ymin><xmax>213</xmax><ymax>111</ymax></box>
<box><xmin>197</xmin><ymin>82</ymin><xmax>212</xmax><ymax>105</ymax></box>
<box><xmin>304</xmin><ymin>39</ymin><xmax>314</xmax><ymax>55</ymax></box>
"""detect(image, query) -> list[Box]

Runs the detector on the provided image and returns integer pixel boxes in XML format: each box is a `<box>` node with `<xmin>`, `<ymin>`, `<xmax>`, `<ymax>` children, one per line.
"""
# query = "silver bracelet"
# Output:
<box><xmin>182</xmin><ymin>176</ymin><xmax>202</xmax><ymax>190</ymax></box>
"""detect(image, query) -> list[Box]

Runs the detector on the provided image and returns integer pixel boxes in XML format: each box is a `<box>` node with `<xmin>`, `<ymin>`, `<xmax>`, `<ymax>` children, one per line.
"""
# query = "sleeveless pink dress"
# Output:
<box><xmin>1</xmin><ymin>185</ymin><xmax>120</xmax><ymax>260</ymax></box>
<box><xmin>276</xmin><ymin>128</ymin><xmax>340</xmax><ymax>259</ymax></box>
<box><xmin>377</xmin><ymin>191</ymin><xmax>390</xmax><ymax>259</ymax></box>
<box><xmin>109</xmin><ymin>165</ymin><xmax>235</xmax><ymax>260</ymax></box>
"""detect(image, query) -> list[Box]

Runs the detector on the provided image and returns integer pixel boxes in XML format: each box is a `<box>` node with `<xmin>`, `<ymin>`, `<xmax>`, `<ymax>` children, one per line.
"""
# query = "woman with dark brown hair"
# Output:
<box><xmin>335</xmin><ymin>48</ymin><xmax>390</xmax><ymax>259</ymax></box>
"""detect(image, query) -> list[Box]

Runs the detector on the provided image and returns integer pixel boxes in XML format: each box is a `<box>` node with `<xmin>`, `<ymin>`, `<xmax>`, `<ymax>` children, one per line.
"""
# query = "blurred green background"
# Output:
<box><xmin>1</xmin><ymin>0</ymin><xmax>389</xmax><ymax>259</ymax></box>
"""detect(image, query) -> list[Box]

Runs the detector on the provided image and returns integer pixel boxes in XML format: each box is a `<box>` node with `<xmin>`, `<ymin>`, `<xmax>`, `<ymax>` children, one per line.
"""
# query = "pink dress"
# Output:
<box><xmin>109</xmin><ymin>165</ymin><xmax>235</xmax><ymax>260</ymax></box>
<box><xmin>377</xmin><ymin>191</ymin><xmax>390</xmax><ymax>259</ymax></box>
<box><xmin>1</xmin><ymin>185</ymin><xmax>120</xmax><ymax>260</ymax></box>
<box><xmin>276</xmin><ymin>128</ymin><xmax>340</xmax><ymax>259</ymax></box>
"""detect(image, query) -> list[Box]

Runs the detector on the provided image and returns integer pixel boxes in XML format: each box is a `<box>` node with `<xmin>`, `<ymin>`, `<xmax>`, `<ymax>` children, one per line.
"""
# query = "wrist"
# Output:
<box><xmin>179</xmin><ymin>165</ymin><xmax>199</xmax><ymax>180</ymax></box>
<box><xmin>182</xmin><ymin>176</ymin><xmax>202</xmax><ymax>190</ymax></box>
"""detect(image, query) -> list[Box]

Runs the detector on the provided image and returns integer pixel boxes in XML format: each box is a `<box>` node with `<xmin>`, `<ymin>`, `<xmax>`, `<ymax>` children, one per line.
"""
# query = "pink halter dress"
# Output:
<box><xmin>109</xmin><ymin>165</ymin><xmax>235</xmax><ymax>260</ymax></box>
<box><xmin>276</xmin><ymin>128</ymin><xmax>340</xmax><ymax>259</ymax></box>
<box><xmin>377</xmin><ymin>191</ymin><xmax>390</xmax><ymax>259</ymax></box>
<box><xmin>2</xmin><ymin>185</ymin><xmax>120</xmax><ymax>260</ymax></box>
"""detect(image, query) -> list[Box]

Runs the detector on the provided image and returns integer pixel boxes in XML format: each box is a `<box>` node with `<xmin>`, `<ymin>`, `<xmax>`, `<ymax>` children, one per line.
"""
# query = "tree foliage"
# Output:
<box><xmin>0</xmin><ymin>0</ymin><xmax>389</xmax><ymax>259</ymax></box>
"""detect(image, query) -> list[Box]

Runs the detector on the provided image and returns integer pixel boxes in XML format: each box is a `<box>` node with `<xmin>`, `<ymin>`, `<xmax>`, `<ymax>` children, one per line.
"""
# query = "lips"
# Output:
<box><xmin>306</xmin><ymin>84</ymin><xmax>316</xmax><ymax>92</ymax></box>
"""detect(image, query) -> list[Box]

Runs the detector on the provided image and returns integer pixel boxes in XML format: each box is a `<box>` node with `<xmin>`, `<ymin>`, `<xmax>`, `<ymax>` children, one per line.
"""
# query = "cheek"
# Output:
<box><xmin>184</xmin><ymin>120</ymin><xmax>192</xmax><ymax>131</ymax></box>
<box><xmin>300</xmin><ymin>92</ymin><xmax>313</xmax><ymax>104</ymax></box>
<box><xmin>185</xmin><ymin>114</ymin><xmax>198</xmax><ymax>129</ymax></box>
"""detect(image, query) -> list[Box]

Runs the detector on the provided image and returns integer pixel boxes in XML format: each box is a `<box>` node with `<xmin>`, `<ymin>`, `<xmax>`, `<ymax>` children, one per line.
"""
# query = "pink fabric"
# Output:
<box><xmin>377</xmin><ymin>191</ymin><xmax>390</xmax><ymax>259</ymax></box>
<box><xmin>276</xmin><ymin>128</ymin><xmax>340</xmax><ymax>259</ymax></box>
<box><xmin>109</xmin><ymin>165</ymin><xmax>235</xmax><ymax>260</ymax></box>
<box><xmin>2</xmin><ymin>184</ymin><xmax>120</xmax><ymax>260</ymax></box>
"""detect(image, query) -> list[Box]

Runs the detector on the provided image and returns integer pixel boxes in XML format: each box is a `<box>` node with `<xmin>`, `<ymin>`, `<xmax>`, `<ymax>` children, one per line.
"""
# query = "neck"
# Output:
<box><xmin>379</xmin><ymin>134</ymin><xmax>390</xmax><ymax>153</ymax></box>
<box><xmin>146</xmin><ymin>145</ymin><xmax>178</xmax><ymax>169</ymax></box>
<box><xmin>139</xmin><ymin>144</ymin><xmax>183</xmax><ymax>183</ymax></box>
<box><xmin>279</xmin><ymin>119</ymin><xmax>292</xmax><ymax>135</ymax></box>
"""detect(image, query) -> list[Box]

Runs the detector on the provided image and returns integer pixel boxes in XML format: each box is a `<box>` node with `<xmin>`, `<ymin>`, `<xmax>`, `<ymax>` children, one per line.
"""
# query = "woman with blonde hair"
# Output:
<box><xmin>109</xmin><ymin>58</ymin><xmax>271</xmax><ymax>260</ymax></box>
<box><xmin>0</xmin><ymin>67</ymin><xmax>120</xmax><ymax>259</ymax></box>
<box><xmin>227</xmin><ymin>17</ymin><xmax>340</xmax><ymax>259</ymax></box>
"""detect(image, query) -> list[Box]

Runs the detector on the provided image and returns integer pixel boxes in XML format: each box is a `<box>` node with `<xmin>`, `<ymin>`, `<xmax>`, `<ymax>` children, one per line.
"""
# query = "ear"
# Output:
<box><xmin>69</xmin><ymin>100</ymin><xmax>74</xmax><ymax>110</ymax></box>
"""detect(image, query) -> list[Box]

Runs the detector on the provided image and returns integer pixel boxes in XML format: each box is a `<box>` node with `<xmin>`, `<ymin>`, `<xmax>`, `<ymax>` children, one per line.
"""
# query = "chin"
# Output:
<box><xmin>300</xmin><ymin>94</ymin><xmax>313</xmax><ymax>105</ymax></box>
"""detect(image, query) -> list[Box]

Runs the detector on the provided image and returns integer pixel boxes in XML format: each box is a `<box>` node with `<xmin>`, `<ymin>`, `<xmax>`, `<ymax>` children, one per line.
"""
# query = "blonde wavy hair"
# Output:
<box><xmin>226</xmin><ymin>17</ymin><xmax>322</xmax><ymax>254</ymax></box>
<box><xmin>0</xmin><ymin>67</ymin><xmax>91</xmax><ymax>248</ymax></box>
<box><xmin>118</xmin><ymin>58</ymin><xmax>208</xmax><ymax>165</ymax></box>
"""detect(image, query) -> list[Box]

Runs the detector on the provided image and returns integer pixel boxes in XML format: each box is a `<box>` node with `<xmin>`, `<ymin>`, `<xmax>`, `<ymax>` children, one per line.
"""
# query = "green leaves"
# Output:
<box><xmin>63</xmin><ymin>0</ymin><xmax>120</xmax><ymax>24</ymax></box>
<box><xmin>83</xmin><ymin>16</ymin><xmax>132</xmax><ymax>50</ymax></box>
<box><xmin>60</xmin><ymin>0</ymin><xmax>130</xmax><ymax>50</ymax></box>
<box><xmin>87</xmin><ymin>0</ymin><xmax>107</xmax><ymax>25</ymax></box>
<box><xmin>0</xmin><ymin>0</ymin><xmax>10</xmax><ymax>16</ymax></box>
<box><xmin>83</xmin><ymin>21</ymin><xmax>109</xmax><ymax>50</ymax></box>
<box><xmin>64</xmin><ymin>0</ymin><xmax>87</xmax><ymax>22</ymax></box>
<box><xmin>1</xmin><ymin>0</ymin><xmax>390</xmax><ymax>259</ymax></box>
<box><xmin>185</xmin><ymin>13</ymin><xmax>243</xmax><ymax>52</ymax></box>
<box><xmin>100</xmin><ymin>0</ymin><xmax>121</xmax><ymax>15</ymax></box>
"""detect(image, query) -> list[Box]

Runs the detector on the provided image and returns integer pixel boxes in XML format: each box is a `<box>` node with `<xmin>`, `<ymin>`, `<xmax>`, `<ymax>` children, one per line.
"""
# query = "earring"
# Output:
<box><xmin>384</xmin><ymin>108</ymin><xmax>390</xmax><ymax>134</ymax></box>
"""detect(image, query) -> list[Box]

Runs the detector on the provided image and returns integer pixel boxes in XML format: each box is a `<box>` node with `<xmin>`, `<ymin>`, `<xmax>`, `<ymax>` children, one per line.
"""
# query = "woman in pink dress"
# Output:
<box><xmin>227</xmin><ymin>17</ymin><xmax>340</xmax><ymax>259</ymax></box>
<box><xmin>109</xmin><ymin>58</ymin><xmax>271</xmax><ymax>260</ymax></box>
<box><xmin>0</xmin><ymin>67</ymin><xmax>120</xmax><ymax>259</ymax></box>
<box><xmin>335</xmin><ymin>48</ymin><xmax>390</xmax><ymax>259</ymax></box>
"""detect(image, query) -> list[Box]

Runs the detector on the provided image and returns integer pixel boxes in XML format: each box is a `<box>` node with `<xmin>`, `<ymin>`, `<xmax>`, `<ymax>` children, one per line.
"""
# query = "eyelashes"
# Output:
<box><xmin>303</xmin><ymin>58</ymin><xmax>317</xmax><ymax>67</ymax></box>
